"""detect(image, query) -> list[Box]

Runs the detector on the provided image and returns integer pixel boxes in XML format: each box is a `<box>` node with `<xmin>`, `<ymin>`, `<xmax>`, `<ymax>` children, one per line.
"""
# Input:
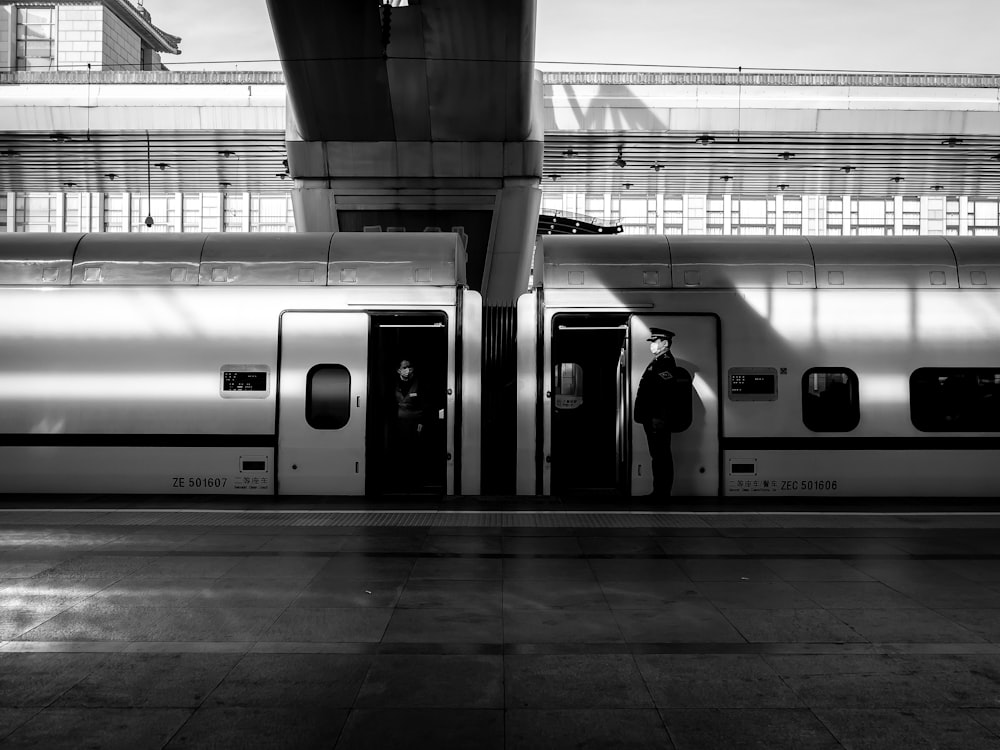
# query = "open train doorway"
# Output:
<box><xmin>369</xmin><ymin>313</ymin><xmax>449</xmax><ymax>495</ymax></box>
<box><xmin>550</xmin><ymin>313</ymin><xmax>629</xmax><ymax>495</ymax></box>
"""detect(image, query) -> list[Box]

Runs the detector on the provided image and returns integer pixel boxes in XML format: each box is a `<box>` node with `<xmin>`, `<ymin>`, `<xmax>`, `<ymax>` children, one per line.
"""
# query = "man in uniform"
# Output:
<box><xmin>633</xmin><ymin>328</ymin><xmax>683</xmax><ymax>497</ymax></box>
<box><xmin>391</xmin><ymin>358</ymin><xmax>426</xmax><ymax>490</ymax></box>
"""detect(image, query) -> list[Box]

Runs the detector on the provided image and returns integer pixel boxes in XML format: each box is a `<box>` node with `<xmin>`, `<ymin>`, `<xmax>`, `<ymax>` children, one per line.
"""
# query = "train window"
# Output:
<box><xmin>553</xmin><ymin>363</ymin><xmax>584</xmax><ymax>410</ymax></box>
<box><xmin>802</xmin><ymin>368</ymin><xmax>859</xmax><ymax>432</ymax></box>
<box><xmin>910</xmin><ymin>368</ymin><xmax>1000</xmax><ymax>432</ymax></box>
<box><xmin>305</xmin><ymin>365</ymin><xmax>351</xmax><ymax>430</ymax></box>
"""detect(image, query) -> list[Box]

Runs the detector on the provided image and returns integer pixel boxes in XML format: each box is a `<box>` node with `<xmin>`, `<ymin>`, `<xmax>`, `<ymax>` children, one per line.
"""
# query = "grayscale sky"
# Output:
<box><xmin>141</xmin><ymin>0</ymin><xmax>1000</xmax><ymax>74</ymax></box>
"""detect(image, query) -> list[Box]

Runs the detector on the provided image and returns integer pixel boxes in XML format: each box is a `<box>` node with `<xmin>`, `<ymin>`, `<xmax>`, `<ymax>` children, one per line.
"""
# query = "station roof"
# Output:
<box><xmin>542</xmin><ymin>71</ymin><xmax>1000</xmax><ymax>197</ymax></box>
<box><xmin>0</xmin><ymin>70</ymin><xmax>998</xmax><ymax>196</ymax></box>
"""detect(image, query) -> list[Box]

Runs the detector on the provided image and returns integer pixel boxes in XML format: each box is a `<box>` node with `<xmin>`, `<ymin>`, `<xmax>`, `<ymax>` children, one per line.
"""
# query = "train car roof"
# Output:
<box><xmin>328</xmin><ymin>232</ymin><xmax>465</xmax><ymax>287</ymax></box>
<box><xmin>809</xmin><ymin>236</ymin><xmax>957</xmax><ymax>289</ymax></box>
<box><xmin>0</xmin><ymin>232</ymin><xmax>466</xmax><ymax>287</ymax></box>
<box><xmin>537</xmin><ymin>235</ymin><xmax>1000</xmax><ymax>290</ymax></box>
<box><xmin>947</xmin><ymin>237</ymin><xmax>1000</xmax><ymax>289</ymax></box>
<box><xmin>538</xmin><ymin>235</ymin><xmax>672</xmax><ymax>289</ymax></box>
<box><xmin>73</xmin><ymin>234</ymin><xmax>208</xmax><ymax>285</ymax></box>
<box><xmin>669</xmin><ymin>236</ymin><xmax>816</xmax><ymax>290</ymax></box>
<box><xmin>201</xmin><ymin>233</ymin><xmax>329</xmax><ymax>286</ymax></box>
<box><xmin>0</xmin><ymin>233</ymin><xmax>85</xmax><ymax>285</ymax></box>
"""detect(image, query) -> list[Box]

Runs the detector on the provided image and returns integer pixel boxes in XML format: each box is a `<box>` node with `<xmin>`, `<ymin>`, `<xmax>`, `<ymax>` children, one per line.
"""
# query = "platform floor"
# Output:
<box><xmin>3</xmin><ymin>498</ymin><xmax>1000</xmax><ymax>748</ymax></box>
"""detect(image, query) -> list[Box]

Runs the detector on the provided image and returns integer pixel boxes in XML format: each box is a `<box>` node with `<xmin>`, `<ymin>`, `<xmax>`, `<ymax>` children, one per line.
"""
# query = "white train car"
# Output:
<box><xmin>0</xmin><ymin>232</ymin><xmax>481</xmax><ymax>496</ymax></box>
<box><xmin>517</xmin><ymin>235</ymin><xmax>1000</xmax><ymax>498</ymax></box>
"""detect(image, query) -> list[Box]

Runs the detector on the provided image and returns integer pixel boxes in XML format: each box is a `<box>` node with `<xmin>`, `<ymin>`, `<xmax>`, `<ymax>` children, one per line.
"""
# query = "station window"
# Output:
<box><xmin>250</xmin><ymin>194</ymin><xmax>294</xmax><ymax>232</ymax></box>
<box><xmin>802</xmin><ymin>368</ymin><xmax>859</xmax><ymax>432</ymax></box>
<box><xmin>910</xmin><ymin>368</ymin><xmax>1000</xmax><ymax>432</ymax></box>
<box><xmin>130</xmin><ymin>194</ymin><xmax>177</xmax><ymax>233</ymax></box>
<box><xmin>971</xmin><ymin>200</ymin><xmax>999</xmax><ymax>237</ymax></box>
<box><xmin>15</xmin><ymin>193</ymin><xmax>58</xmax><ymax>232</ymax></box>
<box><xmin>306</xmin><ymin>365</ymin><xmax>352</xmax><ymax>430</ymax></box>
<box><xmin>15</xmin><ymin>7</ymin><xmax>54</xmax><ymax>71</ymax></box>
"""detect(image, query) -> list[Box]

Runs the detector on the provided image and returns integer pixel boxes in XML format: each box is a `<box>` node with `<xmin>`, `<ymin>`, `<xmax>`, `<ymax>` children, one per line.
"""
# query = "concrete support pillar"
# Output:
<box><xmin>482</xmin><ymin>178</ymin><xmax>541</xmax><ymax>304</ymax></box>
<box><xmin>291</xmin><ymin>186</ymin><xmax>337</xmax><ymax>232</ymax></box>
<box><xmin>173</xmin><ymin>192</ymin><xmax>183</xmax><ymax>233</ymax></box>
<box><xmin>55</xmin><ymin>192</ymin><xmax>65</xmax><ymax>232</ymax></box>
<box><xmin>94</xmin><ymin>192</ymin><xmax>104</xmax><ymax>232</ymax></box>
<box><xmin>241</xmin><ymin>192</ymin><xmax>251</xmax><ymax>232</ymax></box>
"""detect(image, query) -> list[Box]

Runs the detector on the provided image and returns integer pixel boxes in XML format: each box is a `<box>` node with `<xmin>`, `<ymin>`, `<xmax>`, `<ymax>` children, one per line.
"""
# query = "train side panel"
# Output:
<box><xmin>0</xmin><ymin>285</ymin><xmax>468</xmax><ymax>495</ymax></box>
<box><xmin>0</xmin><ymin>286</ymin><xmax>279</xmax><ymax>494</ymax></box>
<box><xmin>523</xmin><ymin>284</ymin><xmax>1000</xmax><ymax>498</ymax></box>
<box><xmin>719</xmin><ymin>286</ymin><xmax>1000</xmax><ymax>498</ymax></box>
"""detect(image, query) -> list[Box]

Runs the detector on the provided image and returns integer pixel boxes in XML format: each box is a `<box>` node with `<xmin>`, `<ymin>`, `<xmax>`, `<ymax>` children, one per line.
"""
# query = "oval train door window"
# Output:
<box><xmin>306</xmin><ymin>364</ymin><xmax>351</xmax><ymax>429</ymax></box>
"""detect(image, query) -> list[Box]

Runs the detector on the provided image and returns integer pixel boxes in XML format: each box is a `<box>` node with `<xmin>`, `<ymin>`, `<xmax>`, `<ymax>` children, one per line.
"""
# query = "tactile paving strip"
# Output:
<box><xmin>0</xmin><ymin>509</ymin><xmax>714</xmax><ymax>528</ymax></box>
<box><xmin>1</xmin><ymin>508</ymin><xmax>999</xmax><ymax>528</ymax></box>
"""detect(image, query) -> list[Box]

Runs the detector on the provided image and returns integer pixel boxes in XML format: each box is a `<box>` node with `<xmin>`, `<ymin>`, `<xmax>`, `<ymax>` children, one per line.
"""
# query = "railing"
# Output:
<box><xmin>0</xmin><ymin>71</ymin><xmax>286</xmax><ymax>85</ymax></box>
<box><xmin>5</xmin><ymin>70</ymin><xmax>998</xmax><ymax>88</ymax></box>
<box><xmin>5</xmin><ymin>70</ymin><xmax>997</xmax><ymax>88</ymax></box>
<box><xmin>541</xmin><ymin>209</ymin><xmax>607</xmax><ymax>225</ymax></box>
<box><xmin>538</xmin><ymin>211</ymin><xmax>623</xmax><ymax>236</ymax></box>
<box><xmin>542</xmin><ymin>71</ymin><xmax>1000</xmax><ymax>88</ymax></box>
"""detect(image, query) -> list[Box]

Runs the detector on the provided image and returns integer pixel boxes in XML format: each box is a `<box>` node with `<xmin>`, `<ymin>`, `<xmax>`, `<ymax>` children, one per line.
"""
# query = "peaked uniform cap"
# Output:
<box><xmin>646</xmin><ymin>327</ymin><xmax>675</xmax><ymax>341</ymax></box>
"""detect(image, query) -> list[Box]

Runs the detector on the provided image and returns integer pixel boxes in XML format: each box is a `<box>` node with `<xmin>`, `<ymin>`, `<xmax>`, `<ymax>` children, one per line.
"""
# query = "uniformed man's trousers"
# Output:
<box><xmin>642</xmin><ymin>422</ymin><xmax>673</xmax><ymax>497</ymax></box>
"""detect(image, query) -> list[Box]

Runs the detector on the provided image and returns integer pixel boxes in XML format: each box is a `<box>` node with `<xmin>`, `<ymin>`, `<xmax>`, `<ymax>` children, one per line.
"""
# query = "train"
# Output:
<box><xmin>520</xmin><ymin>234</ymin><xmax>1000</xmax><ymax>499</ymax></box>
<box><xmin>0</xmin><ymin>231</ymin><xmax>481</xmax><ymax>496</ymax></box>
<box><xmin>1</xmin><ymin>231</ymin><xmax>998</xmax><ymax>498</ymax></box>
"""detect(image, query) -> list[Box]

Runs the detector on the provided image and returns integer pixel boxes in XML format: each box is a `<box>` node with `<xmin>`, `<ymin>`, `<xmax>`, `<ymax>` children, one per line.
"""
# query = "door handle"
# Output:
<box><xmin>356</xmin><ymin>396</ymin><xmax>360</xmax><ymax>407</ymax></box>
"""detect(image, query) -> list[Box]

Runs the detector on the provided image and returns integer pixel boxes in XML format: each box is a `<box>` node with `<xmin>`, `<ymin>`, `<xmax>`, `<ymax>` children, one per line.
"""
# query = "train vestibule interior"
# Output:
<box><xmin>368</xmin><ymin>313</ymin><xmax>449</xmax><ymax>495</ymax></box>
<box><xmin>550</xmin><ymin>313</ymin><xmax>630</xmax><ymax>495</ymax></box>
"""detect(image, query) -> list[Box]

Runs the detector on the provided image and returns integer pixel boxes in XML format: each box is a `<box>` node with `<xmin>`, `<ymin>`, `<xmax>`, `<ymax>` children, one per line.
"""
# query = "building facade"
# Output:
<box><xmin>2</xmin><ymin>191</ymin><xmax>296</xmax><ymax>233</ymax></box>
<box><xmin>0</xmin><ymin>0</ymin><xmax>179</xmax><ymax>72</ymax></box>
<box><xmin>0</xmin><ymin>3</ymin><xmax>296</xmax><ymax>234</ymax></box>
<box><xmin>542</xmin><ymin>192</ymin><xmax>1000</xmax><ymax>238</ymax></box>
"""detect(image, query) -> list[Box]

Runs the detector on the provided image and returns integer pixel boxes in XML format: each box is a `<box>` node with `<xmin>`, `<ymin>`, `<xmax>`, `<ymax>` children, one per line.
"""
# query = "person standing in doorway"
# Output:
<box><xmin>633</xmin><ymin>328</ymin><xmax>689</xmax><ymax>497</ymax></box>
<box><xmin>392</xmin><ymin>358</ymin><xmax>426</xmax><ymax>489</ymax></box>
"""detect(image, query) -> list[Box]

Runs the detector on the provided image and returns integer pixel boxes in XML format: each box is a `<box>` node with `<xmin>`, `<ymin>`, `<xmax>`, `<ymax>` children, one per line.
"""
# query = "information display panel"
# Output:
<box><xmin>728</xmin><ymin>367</ymin><xmax>778</xmax><ymax>401</ymax></box>
<box><xmin>220</xmin><ymin>365</ymin><xmax>270</xmax><ymax>399</ymax></box>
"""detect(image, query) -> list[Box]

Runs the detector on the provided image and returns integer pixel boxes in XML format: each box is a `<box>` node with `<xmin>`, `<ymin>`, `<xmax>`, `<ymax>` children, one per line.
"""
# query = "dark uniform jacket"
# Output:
<box><xmin>633</xmin><ymin>353</ymin><xmax>693</xmax><ymax>431</ymax></box>
<box><xmin>395</xmin><ymin>377</ymin><xmax>425</xmax><ymax>426</ymax></box>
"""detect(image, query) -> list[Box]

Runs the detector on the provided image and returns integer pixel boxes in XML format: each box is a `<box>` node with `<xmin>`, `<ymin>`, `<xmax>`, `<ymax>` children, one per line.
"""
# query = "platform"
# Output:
<box><xmin>2</xmin><ymin>498</ymin><xmax>1000</xmax><ymax>748</ymax></box>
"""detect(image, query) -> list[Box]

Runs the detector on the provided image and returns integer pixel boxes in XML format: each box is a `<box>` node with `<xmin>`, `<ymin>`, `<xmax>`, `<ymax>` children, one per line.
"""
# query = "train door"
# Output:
<box><xmin>277</xmin><ymin>312</ymin><xmax>368</xmax><ymax>495</ymax></box>
<box><xmin>625</xmin><ymin>315</ymin><xmax>720</xmax><ymax>497</ymax></box>
<box><xmin>369</xmin><ymin>313</ymin><xmax>450</xmax><ymax>495</ymax></box>
<box><xmin>550</xmin><ymin>313</ymin><xmax>629</xmax><ymax>494</ymax></box>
